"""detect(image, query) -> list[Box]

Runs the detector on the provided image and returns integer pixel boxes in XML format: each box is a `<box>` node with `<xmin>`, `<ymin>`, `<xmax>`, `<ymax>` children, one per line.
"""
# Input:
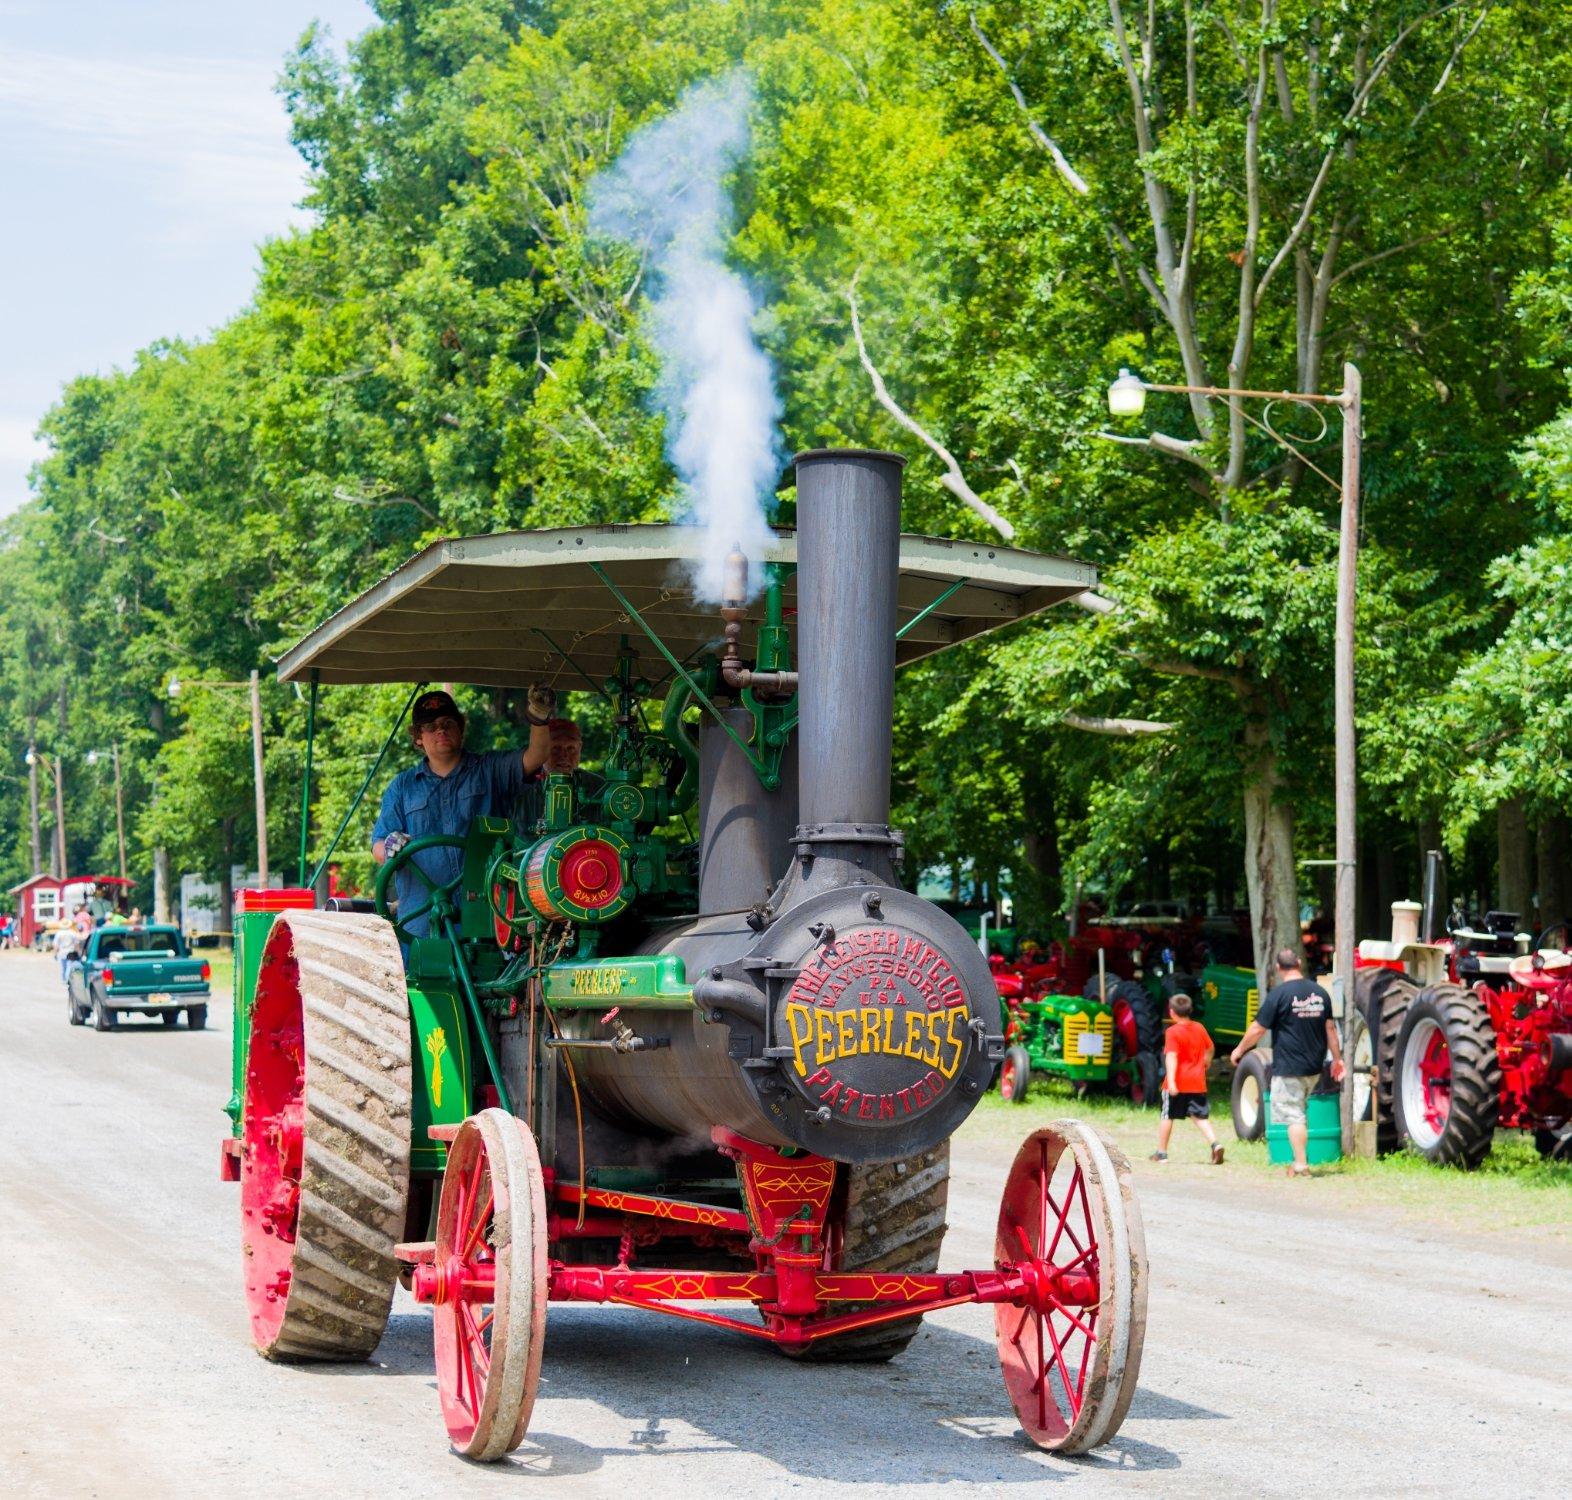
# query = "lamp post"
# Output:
<box><xmin>86</xmin><ymin>746</ymin><xmax>128</xmax><ymax>883</ymax></box>
<box><xmin>1106</xmin><ymin>364</ymin><xmax>1364</xmax><ymax>1156</ymax></box>
<box><xmin>168</xmin><ymin>670</ymin><xmax>270</xmax><ymax>886</ymax></box>
<box><xmin>24</xmin><ymin>745</ymin><xmax>67</xmax><ymax>879</ymax></box>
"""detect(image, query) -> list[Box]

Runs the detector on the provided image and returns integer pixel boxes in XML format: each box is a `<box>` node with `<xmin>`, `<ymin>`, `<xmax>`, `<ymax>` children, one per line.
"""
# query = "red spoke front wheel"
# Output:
<box><xmin>432</xmin><ymin>1109</ymin><xmax>547</xmax><ymax>1461</ymax></box>
<box><xmin>994</xmin><ymin>1121</ymin><xmax>1147</xmax><ymax>1454</ymax></box>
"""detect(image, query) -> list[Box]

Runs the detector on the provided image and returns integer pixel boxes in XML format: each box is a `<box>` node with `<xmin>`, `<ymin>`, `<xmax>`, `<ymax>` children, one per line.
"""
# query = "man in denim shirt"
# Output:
<box><xmin>372</xmin><ymin>686</ymin><xmax>557</xmax><ymax>939</ymax></box>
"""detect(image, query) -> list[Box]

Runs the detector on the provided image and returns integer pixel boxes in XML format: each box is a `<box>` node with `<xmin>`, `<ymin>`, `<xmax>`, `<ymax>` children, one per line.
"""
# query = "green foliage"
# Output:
<box><xmin>2</xmin><ymin>0</ymin><xmax>1570</xmax><ymax>933</ymax></box>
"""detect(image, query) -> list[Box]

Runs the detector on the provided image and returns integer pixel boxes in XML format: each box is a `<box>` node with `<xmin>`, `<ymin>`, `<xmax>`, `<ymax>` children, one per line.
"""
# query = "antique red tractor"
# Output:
<box><xmin>1355</xmin><ymin>863</ymin><xmax>1572</xmax><ymax>1166</ymax></box>
<box><xmin>226</xmin><ymin>450</ymin><xmax>1148</xmax><ymax>1460</ymax></box>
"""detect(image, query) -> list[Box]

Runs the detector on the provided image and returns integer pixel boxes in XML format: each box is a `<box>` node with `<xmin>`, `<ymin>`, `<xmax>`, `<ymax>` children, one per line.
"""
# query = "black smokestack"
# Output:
<box><xmin>766</xmin><ymin>448</ymin><xmax>905</xmax><ymax>905</ymax></box>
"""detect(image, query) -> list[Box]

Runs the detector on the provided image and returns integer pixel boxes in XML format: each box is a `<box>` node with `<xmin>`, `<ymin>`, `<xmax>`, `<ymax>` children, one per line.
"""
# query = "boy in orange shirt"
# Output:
<box><xmin>1151</xmin><ymin>993</ymin><xmax>1224</xmax><ymax>1164</ymax></box>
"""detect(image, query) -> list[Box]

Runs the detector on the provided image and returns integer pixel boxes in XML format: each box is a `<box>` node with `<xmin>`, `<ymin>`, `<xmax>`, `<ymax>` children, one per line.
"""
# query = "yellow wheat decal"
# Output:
<box><xmin>426</xmin><ymin>1027</ymin><xmax>448</xmax><ymax>1109</ymax></box>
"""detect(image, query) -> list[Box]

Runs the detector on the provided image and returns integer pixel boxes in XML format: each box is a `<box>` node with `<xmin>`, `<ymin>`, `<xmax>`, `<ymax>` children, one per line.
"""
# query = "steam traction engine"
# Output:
<box><xmin>228</xmin><ymin>450</ymin><xmax>1147</xmax><ymax>1459</ymax></box>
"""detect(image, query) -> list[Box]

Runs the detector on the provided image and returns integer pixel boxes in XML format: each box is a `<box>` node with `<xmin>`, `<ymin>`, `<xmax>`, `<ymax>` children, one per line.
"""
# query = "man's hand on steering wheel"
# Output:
<box><xmin>382</xmin><ymin>830</ymin><xmax>411</xmax><ymax>859</ymax></box>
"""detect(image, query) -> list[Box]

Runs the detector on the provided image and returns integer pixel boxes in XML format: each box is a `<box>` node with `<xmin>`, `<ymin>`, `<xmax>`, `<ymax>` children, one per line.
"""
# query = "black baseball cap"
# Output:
<box><xmin>412</xmin><ymin>690</ymin><xmax>464</xmax><ymax>728</ymax></box>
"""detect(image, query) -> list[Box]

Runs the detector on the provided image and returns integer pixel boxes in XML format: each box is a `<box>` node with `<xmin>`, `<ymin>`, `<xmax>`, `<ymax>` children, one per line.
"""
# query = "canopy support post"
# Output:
<box><xmin>308</xmin><ymin>684</ymin><xmax>423</xmax><ymax>890</ymax></box>
<box><xmin>298</xmin><ymin>670</ymin><xmax>319</xmax><ymax>889</ymax></box>
<box><xmin>587</xmin><ymin>563</ymin><xmax>779</xmax><ymax>789</ymax></box>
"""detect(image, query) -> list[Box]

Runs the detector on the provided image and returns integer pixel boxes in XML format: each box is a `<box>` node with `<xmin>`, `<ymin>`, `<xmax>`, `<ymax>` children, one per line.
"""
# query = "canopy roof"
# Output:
<box><xmin>276</xmin><ymin>525</ymin><xmax>1096</xmax><ymax>688</ymax></box>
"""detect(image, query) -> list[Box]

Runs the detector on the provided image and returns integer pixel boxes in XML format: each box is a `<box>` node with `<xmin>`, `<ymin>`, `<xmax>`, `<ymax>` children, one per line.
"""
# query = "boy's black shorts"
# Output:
<box><xmin>1162</xmin><ymin>1090</ymin><xmax>1209</xmax><ymax>1121</ymax></box>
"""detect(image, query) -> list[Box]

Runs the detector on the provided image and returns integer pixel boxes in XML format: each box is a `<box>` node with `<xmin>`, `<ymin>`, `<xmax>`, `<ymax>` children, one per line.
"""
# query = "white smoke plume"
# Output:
<box><xmin>588</xmin><ymin>70</ymin><xmax>781</xmax><ymax>602</ymax></box>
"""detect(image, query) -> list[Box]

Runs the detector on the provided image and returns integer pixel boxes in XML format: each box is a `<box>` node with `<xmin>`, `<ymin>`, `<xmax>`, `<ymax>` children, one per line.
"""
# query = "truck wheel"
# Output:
<box><xmin>995</xmin><ymin>1121</ymin><xmax>1147</xmax><ymax>1453</ymax></box>
<box><xmin>1393</xmin><ymin>984</ymin><xmax>1500</xmax><ymax>1168</ymax></box>
<box><xmin>1355</xmin><ymin>967</ymin><xmax>1416</xmax><ymax>1154</ymax></box>
<box><xmin>1231</xmin><ymin>1052</ymin><xmax>1271</xmax><ymax>1140</ymax></box>
<box><xmin>161</xmin><ymin>1011</ymin><xmax>180</xmax><ymax>1027</ymax></box>
<box><xmin>783</xmin><ymin>1143</ymin><xmax>949</xmax><ymax>1363</ymax></box>
<box><xmin>92</xmin><ymin>991</ymin><xmax>117</xmax><ymax>1032</ymax></box>
<box><xmin>1000</xmin><ymin>1045</ymin><xmax>1032</xmax><ymax>1103</ymax></box>
<box><xmin>67</xmin><ymin>989</ymin><xmax>84</xmax><ymax>1026</ymax></box>
<box><xmin>186</xmin><ymin>1005</ymin><xmax>208</xmax><ymax>1030</ymax></box>
<box><xmin>242</xmin><ymin>911</ymin><xmax>413</xmax><ymax>1361</ymax></box>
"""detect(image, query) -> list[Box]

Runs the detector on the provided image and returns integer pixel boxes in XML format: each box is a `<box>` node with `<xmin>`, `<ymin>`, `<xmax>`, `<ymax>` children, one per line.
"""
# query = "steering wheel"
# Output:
<box><xmin>374</xmin><ymin>834</ymin><xmax>468</xmax><ymax>946</ymax></box>
<box><xmin>1508</xmin><ymin>947</ymin><xmax>1572</xmax><ymax>993</ymax></box>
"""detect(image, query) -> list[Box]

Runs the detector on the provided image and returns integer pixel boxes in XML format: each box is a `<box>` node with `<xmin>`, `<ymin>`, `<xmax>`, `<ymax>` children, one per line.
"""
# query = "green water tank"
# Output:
<box><xmin>1264</xmin><ymin>1090</ymin><xmax>1343</xmax><ymax>1165</ymax></box>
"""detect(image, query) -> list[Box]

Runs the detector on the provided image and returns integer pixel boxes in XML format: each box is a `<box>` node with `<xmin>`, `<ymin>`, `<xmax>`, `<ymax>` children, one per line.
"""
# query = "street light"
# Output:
<box><xmin>86</xmin><ymin>746</ymin><xmax>128</xmax><ymax>883</ymax></box>
<box><xmin>1106</xmin><ymin>368</ymin><xmax>1147</xmax><ymax>417</ymax></box>
<box><xmin>1105</xmin><ymin>363</ymin><xmax>1364</xmax><ymax>1157</ymax></box>
<box><xmin>168</xmin><ymin>670</ymin><xmax>270</xmax><ymax>886</ymax></box>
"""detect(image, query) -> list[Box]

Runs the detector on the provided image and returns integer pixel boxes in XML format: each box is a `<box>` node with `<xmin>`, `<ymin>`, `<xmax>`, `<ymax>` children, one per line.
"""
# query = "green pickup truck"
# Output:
<box><xmin>66</xmin><ymin>924</ymin><xmax>212</xmax><ymax>1031</ymax></box>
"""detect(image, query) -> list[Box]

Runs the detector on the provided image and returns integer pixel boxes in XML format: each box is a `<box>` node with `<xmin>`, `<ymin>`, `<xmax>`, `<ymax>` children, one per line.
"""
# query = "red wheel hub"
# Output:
<box><xmin>1418</xmin><ymin>1027</ymin><xmax>1452</xmax><ymax>1136</ymax></box>
<box><xmin>559</xmin><ymin>839</ymin><xmax>622</xmax><ymax>911</ymax></box>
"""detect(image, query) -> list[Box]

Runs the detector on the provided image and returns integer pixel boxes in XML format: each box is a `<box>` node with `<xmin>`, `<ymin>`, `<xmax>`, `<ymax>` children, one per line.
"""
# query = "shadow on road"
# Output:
<box><xmin>292</xmin><ymin>1304</ymin><xmax>1205</xmax><ymax>1485</ymax></box>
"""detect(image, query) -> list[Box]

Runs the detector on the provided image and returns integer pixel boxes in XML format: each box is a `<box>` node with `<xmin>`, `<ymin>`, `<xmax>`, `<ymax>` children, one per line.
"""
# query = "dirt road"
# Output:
<box><xmin>2</xmin><ymin>947</ymin><xmax>1568</xmax><ymax>1498</ymax></box>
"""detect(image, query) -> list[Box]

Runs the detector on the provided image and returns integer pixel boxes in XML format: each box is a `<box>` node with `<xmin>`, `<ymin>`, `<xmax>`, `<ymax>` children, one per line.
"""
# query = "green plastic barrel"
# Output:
<box><xmin>1264</xmin><ymin>1090</ymin><xmax>1343</xmax><ymax>1165</ymax></box>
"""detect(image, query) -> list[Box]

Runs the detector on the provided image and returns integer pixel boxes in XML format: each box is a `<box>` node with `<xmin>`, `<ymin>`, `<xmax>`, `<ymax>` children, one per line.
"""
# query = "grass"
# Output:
<box><xmin>960</xmin><ymin>1072</ymin><xmax>1572</xmax><ymax>1242</ymax></box>
<box><xmin>202</xmin><ymin>948</ymin><xmax>235</xmax><ymax>1008</ymax></box>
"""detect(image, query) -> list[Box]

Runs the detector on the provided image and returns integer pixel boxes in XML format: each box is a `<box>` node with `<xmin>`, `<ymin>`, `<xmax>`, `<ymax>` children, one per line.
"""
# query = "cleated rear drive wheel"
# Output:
<box><xmin>1000</xmin><ymin>1045</ymin><xmax>1033</xmax><ymax>1103</ymax></box>
<box><xmin>432</xmin><ymin>1109</ymin><xmax>548</xmax><ymax>1461</ymax></box>
<box><xmin>783</xmin><ymin>1144</ymin><xmax>950</xmax><ymax>1363</ymax></box>
<box><xmin>241</xmin><ymin>911</ymin><xmax>413</xmax><ymax>1361</ymax></box>
<box><xmin>995</xmin><ymin>1120</ymin><xmax>1147</xmax><ymax>1454</ymax></box>
<box><xmin>1393</xmin><ymin>983</ymin><xmax>1500</xmax><ymax>1168</ymax></box>
<box><xmin>1355</xmin><ymin>967</ymin><xmax>1417</xmax><ymax>1155</ymax></box>
<box><xmin>1230</xmin><ymin>1051</ymin><xmax>1270</xmax><ymax>1141</ymax></box>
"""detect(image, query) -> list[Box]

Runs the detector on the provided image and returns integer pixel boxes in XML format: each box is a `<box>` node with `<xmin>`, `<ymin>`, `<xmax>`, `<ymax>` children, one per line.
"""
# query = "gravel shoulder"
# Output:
<box><xmin>2</xmin><ymin>948</ymin><xmax>1569</xmax><ymax>1499</ymax></box>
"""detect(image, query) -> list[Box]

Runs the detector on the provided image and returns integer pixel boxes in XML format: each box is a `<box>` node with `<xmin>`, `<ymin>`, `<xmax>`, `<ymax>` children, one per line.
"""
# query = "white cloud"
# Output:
<box><xmin>0</xmin><ymin>48</ymin><xmax>309</xmax><ymax>238</ymax></box>
<box><xmin>0</xmin><ymin>414</ymin><xmax>47</xmax><ymax>468</ymax></box>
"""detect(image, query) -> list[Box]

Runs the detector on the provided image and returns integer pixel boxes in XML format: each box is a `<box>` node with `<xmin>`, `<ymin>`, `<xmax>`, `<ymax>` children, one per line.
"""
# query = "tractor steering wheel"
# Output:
<box><xmin>374</xmin><ymin>834</ymin><xmax>468</xmax><ymax>946</ymax></box>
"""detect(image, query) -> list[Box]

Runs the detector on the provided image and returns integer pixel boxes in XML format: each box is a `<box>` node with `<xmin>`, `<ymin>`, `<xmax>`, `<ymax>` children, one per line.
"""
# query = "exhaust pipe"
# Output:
<box><xmin>768</xmin><ymin>449</ymin><xmax>906</xmax><ymax>909</ymax></box>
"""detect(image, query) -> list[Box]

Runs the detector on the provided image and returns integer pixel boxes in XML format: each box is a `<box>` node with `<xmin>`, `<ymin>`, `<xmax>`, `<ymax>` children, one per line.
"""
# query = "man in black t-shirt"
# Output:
<box><xmin>1229</xmin><ymin>948</ymin><xmax>1346</xmax><ymax>1177</ymax></box>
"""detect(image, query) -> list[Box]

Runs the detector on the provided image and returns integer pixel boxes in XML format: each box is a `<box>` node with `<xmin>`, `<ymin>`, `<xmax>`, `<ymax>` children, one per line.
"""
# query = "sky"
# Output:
<box><xmin>0</xmin><ymin>0</ymin><xmax>377</xmax><ymax>516</ymax></box>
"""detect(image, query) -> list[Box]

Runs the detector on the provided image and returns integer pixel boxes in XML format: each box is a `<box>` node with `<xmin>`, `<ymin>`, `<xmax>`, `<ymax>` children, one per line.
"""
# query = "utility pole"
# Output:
<box><xmin>251</xmin><ymin>669</ymin><xmax>269</xmax><ymax>886</ymax></box>
<box><xmin>111</xmin><ymin>744</ymin><xmax>127</xmax><ymax>882</ymax></box>
<box><xmin>150</xmin><ymin>699</ymin><xmax>171</xmax><ymax>924</ymax></box>
<box><xmin>52</xmin><ymin>757</ymin><xmax>66</xmax><ymax>879</ymax></box>
<box><xmin>1335</xmin><ymin>364</ymin><xmax>1363</xmax><ymax>1157</ymax></box>
<box><xmin>27</xmin><ymin>736</ymin><xmax>42</xmax><ymax>877</ymax></box>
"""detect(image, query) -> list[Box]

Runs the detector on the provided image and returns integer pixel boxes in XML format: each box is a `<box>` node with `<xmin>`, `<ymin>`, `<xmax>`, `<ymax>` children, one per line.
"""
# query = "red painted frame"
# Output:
<box><xmin>398</xmin><ymin>1126</ymin><xmax>1097</xmax><ymax>1350</ymax></box>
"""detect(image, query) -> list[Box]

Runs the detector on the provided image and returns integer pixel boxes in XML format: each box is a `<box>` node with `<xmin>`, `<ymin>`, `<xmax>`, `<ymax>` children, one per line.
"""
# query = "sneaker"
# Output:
<box><xmin>1148</xmin><ymin>1151</ymin><xmax>1168</xmax><ymax>1163</ymax></box>
<box><xmin>1210</xmin><ymin>1143</ymin><xmax>1225</xmax><ymax>1166</ymax></box>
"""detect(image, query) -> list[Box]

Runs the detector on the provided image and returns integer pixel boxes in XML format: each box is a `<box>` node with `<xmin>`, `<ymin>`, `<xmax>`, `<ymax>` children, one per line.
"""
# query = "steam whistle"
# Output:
<box><xmin>717</xmin><ymin>544</ymin><xmax>798</xmax><ymax>698</ymax></box>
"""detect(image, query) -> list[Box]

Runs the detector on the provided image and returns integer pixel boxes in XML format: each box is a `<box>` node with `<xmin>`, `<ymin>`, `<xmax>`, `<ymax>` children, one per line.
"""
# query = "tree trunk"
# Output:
<box><xmin>217</xmin><ymin>816</ymin><xmax>236</xmax><ymax>943</ymax></box>
<box><xmin>1497</xmin><ymin>797</ymin><xmax>1532</xmax><ymax>919</ymax></box>
<box><xmin>1241</xmin><ymin>715</ymin><xmax>1300</xmax><ymax>998</ymax></box>
<box><xmin>153</xmin><ymin>846</ymin><xmax>173</xmax><ymax>926</ymax></box>
<box><xmin>1020</xmin><ymin>757</ymin><xmax>1061</xmax><ymax>933</ymax></box>
<box><xmin>1536</xmin><ymin>813</ymin><xmax>1570</xmax><ymax>932</ymax></box>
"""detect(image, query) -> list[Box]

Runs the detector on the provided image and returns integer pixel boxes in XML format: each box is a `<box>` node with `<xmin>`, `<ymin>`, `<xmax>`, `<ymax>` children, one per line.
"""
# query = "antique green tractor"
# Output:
<box><xmin>218</xmin><ymin>450</ymin><xmax>1151</xmax><ymax>1461</ymax></box>
<box><xmin>998</xmin><ymin>975</ymin><xmax>1164</xmax><ymax>1108</ymax></box>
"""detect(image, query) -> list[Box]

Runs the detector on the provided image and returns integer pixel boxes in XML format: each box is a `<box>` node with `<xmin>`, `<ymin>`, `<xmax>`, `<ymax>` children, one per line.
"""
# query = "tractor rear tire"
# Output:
<box><xmin>1393</xmin><ymin>983</ymin><xmax>1500</xmax><ymax>1168</ymax></box>
<box><xmin>187</xmin><ymin>1005</ymin><xmax>208</xmax><ymax>1030</ymax></box>
<box><xmin>1103</xmin><ymin>979</ymin><xmax>1162</xmax><ymax>1110</ymax></box>
<box><xmin>783</xmin><ymin>1143</ymin><xmax>949</xmax><ymax>1363</ymax></box>
<box><xmin>241</xmin><ymin>911</ymin><xmax>413</xmax><ymax>1362</ymax></box>
<box><xmin>1231</xmin><ymin>1052</ymin><xmax>1271</xmax><ymax>1141</ymax></box>
<box><xmin>1000</xmin><ymin>1045</ymin><xmax>1032</xmax><ymax>1103</ymax></box>
<box><xmin>1355</xmin><ymin>967</ymin><xmax>1417</xmax><ymax>1155</ymax></box>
